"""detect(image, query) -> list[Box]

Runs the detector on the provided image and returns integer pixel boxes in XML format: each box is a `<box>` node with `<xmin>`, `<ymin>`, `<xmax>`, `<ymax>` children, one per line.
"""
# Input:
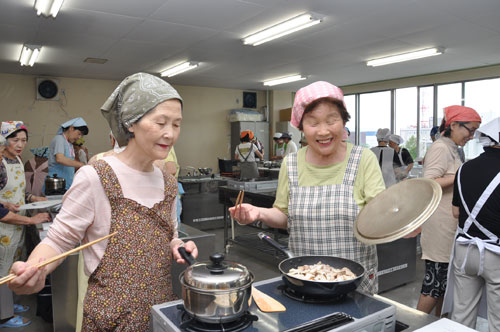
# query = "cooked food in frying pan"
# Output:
<box><xmin>288</xmin><ymin>262</ymin><xmax>356</xmax><ymax>282</ymax></box>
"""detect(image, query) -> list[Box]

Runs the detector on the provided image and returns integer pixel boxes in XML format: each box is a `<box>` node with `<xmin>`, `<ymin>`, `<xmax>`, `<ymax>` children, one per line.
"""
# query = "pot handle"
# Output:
<box><xmin>178</xmin><ymin>247</ymin><xmax>197</xmax><ymax>266</ymax></box>
<box><xmin>258</xmin><ymin>232</ymin><xmax>294</xmax><ymax>259</ymax></box>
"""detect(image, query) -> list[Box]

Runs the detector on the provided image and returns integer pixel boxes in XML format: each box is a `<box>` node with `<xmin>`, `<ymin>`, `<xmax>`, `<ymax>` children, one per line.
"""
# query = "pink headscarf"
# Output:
<box><xmin>444</xmin><ymin>105</ymin><xmax>481</xmax><ymax>127</ymax></box>
<box><xmin>291</xmin><ymin>81</ymin><xmax>345</xmax><ymax>128</ymax></box>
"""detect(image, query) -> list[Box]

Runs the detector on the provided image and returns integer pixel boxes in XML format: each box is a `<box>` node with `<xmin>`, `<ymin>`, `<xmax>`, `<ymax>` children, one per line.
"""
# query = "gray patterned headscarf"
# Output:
<box><xmin>101</xmin><ymin>72</ymin><xmax>183</xmax><ymax>147</ymax></box>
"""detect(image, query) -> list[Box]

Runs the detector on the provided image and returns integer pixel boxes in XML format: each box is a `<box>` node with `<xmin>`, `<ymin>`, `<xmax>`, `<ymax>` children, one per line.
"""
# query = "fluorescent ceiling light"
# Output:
<box><xmin>34</xmin><ymin>0</ymin><xmax>64</xmax><ymax>18</ymax></box>
<box><xmin>160</xmin><ymin>62</ymin><xmax>199</xmax><ymax>77</ymax></box>
<box><xmin>263</xmin><ymin>74</ymin><xmax>306</xmax><ymax>86</ymax></box>
<box><xmin>243</xmin><ymin>13</ymin><xmax>322</xmax><ymax>46</ymax></box>
<box><xmin>366</xmin><ymin>48</ymin><xmax>444</xmax><ymax>67</ymax></box>
<box><xmin>19</xmin><ymin>44</ymin><xmax>41</xmax><ymax>67</ymax></box>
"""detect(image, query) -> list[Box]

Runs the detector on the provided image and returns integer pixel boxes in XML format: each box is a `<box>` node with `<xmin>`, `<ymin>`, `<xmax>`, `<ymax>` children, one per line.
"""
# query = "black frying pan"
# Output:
<box><xmin>258</xmin><ymin>233</ymin><xmax>365</xmax><ymax>297</ymax></box>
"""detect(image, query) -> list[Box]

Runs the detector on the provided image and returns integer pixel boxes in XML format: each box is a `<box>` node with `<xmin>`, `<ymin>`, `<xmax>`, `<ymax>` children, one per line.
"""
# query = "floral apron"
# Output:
<box><xmin>82</xmin><ymin>160</ymin><xmax>178</xmax><ymax>331</ymax></box>
<box><xmin>287</xmin><ymin>146</ymin><xmax>378</xmax><ymax>294</ymax></box>
<box><xmin>0</xmin><ymin>157</ymin><xmax>26</xmax><ymax>277</ymax></box>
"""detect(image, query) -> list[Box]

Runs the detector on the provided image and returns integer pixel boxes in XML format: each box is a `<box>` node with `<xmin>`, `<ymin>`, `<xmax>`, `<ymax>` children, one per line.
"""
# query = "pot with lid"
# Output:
<box><xmin>178</xmin><ymin>248</ymin><xmax>254</xmax><ymax>323</ymax></box>
<box><xmin>44</xmin><ymin>174</ymin><xmax>66</xmax><ymax>195</ymax></box>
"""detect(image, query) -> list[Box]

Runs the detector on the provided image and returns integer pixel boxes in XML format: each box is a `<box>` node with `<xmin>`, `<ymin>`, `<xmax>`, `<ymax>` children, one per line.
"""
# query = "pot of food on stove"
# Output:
<box><xmin>44</xmin><ymin>173</ymin><xmax>66</xmax><ymax>195</ymax></box>
<box><xmin>178</xmin><ymin>248</ymin><xmax>254</xmax><ymax>323</ymax></box>
<box><xmin>258</xmin><ymin>232</ymin><xmax>364</xmax><ymax>298</ymax></box>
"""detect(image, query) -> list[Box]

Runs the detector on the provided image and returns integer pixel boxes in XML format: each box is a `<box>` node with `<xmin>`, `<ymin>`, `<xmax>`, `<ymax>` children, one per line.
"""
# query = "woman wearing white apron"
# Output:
<box><xmin>388</xmin><ymin>135</ymin><xmax>414</xmax><ymax>182</ymax></box>
<box><xmin>0</xmin><ymin>122</ymin><xmax>49</xmax><ymax>328</ymax></box>
<box><xmin>442</xmin><ymin>117</ymin><xmax>500</xmax><ymax>331</ymax></box>
<box><xmin>230</xmin><ymin>81</ymin><xmax>386</xmax><ymax>294</ymax></box>
<box><xmin>370</xmin><ymin>128</ymin><xmax>397</xmax><ymax>188</ymax></box>
<box><xmin>416</xmin><ymin>106</ymin><xmax>482</xmax><ymax>316</ymax></box>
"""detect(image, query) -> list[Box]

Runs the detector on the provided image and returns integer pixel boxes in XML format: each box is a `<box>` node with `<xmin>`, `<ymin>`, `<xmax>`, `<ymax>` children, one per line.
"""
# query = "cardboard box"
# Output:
<box><xmin>279</xmin><ymin>108</ymin><xmax>292</xmax><ymax>122</ymax></box>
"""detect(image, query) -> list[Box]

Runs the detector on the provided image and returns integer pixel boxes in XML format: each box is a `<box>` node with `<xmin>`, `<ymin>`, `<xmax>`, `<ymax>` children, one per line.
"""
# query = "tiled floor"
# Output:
<box><xmin>3</xmin><ymin>225</ymin><xmax>487</xmax><ymax>331</ymax></box>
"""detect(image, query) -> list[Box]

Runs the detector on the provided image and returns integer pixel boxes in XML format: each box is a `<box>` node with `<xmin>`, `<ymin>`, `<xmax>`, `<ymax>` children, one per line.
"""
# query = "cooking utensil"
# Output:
<box><xmin>258</xmin><ymin>232</ymin><xmax>364</xmax><ymax>298</ymax></box>
<box><xmin>44</xmin><ymin>174</ymin><xmax>66</xmax><ymax>196</ymax></box>
<box><xmin>178</xmin><ymin>247</ymin><xmax>254</xmax><ymax>323</ymax></box>
<box><xmin>354</xmin><ymin>178</ymin><xmax>442</xmax><ymax>245</ymax></box>
<box><xmin>0</xmin><ymin>232</ymin><xmax>117</xmax><ymax>285</ymax></box>
<box><xmin>252</xmin><ymin>286</ymin><xmax>286</xmax><ymax>312</ymax></box>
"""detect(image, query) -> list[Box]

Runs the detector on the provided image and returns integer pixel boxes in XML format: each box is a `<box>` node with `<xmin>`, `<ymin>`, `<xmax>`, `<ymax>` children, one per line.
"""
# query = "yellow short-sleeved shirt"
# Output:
<box><xmin>164</xmin><ymin>147</ymin><xmax>179</xmax><ymax>178</ymax></box>
<box><xmin>273</xmin><ymin>143</ymin><xmax>385</xmax><ymax>215</ymax></box>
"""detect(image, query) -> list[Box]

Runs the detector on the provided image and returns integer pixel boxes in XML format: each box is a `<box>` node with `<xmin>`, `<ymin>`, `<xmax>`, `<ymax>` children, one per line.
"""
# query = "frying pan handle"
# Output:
<box><xmin>178</xmin><ymin>247</ymin><xmax>197</xmax><ymax>266</ymax></box>
<box><xmin>258</xmin><ymin>232</ymin><xmax>294</xmax><ymax>258</ymax></box>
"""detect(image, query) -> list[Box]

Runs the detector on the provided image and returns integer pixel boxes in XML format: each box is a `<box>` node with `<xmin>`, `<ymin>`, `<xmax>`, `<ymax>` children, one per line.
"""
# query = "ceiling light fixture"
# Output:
<box><xmin>34</xmin><ymin>0</ymin><xmax>64</xmax><ymax>18</ymax></box>
<box><xmin>366</xmin><ymin>47</ymin><xmax>444</xmax><ymax>67</ymax></box>
<box><xmin>263</xmin><ymin>74</ymin><xmax>306</xmax><ymax>86</ymax></box>
<box><xmin>160</xmin><ymin>62</ymin><xmax>200</xmax><ymax>77</ymax></box>
<box><xmin>19</xmin><ymin>44</ymin><xmax>41</xmax><ymax>67</ymax></box>
<box><xmin>243</xmin><ymin>13</ymin><xmax>322</xmax><ymax>46</ymax></box>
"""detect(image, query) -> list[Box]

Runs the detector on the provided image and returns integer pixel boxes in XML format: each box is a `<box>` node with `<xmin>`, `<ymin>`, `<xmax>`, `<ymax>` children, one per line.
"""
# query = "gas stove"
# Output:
<box><xmin>152</xmin><ymin>277</ymin><xmax>396</xmax><ymax>332</ymax></box>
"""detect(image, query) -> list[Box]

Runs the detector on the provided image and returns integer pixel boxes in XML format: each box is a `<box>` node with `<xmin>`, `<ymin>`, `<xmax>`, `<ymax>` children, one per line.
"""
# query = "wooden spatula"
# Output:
<box><xmin>252</xmin><ymin>286</ymin><xmax>286</xmax><ymax>312</ymax></box>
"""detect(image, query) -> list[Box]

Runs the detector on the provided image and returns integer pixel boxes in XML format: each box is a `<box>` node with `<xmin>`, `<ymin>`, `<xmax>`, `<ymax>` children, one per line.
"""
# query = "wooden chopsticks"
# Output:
<box><xmin>235</xmin><ymin>190</ymin><xmax>245</xmax><ymax>210</ymax></box>
<box><xmin>0</xmin><ymin>232</ymin><xmax>117</xmax><ymax>286</ymax></box>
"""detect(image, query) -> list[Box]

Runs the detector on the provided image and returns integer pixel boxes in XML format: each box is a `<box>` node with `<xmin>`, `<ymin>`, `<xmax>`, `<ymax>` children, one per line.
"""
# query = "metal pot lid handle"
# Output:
<box><xmin>208</xmin><ymin>253</ymin><xmax>227</xmax><ymax>274</ymax></box>
<box><xmin>178</xmin><ymin>247</ymin><xmax>197</xmax><ymax>266</ymax></box>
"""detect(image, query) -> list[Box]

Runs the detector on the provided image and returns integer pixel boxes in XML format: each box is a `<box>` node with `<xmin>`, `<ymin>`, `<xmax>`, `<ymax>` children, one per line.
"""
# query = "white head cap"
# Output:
<box><xmin>475</xmin><ymin>117</ymin><xmax>500</xmax><ymax>146</ymax></box>
<box><xmin>376</xmin><ymin>128</ymin><xmax>391</xmax><ymax>142</ymax></box>
<box><xmin>389</xmin><ymin>134</ymin><xmax>404</xmax><ymax>145</ymax></box>
<box><xmin>273</xmin><ymin>132</ymin><xmax>282</xmax><ymax>139</ymax></box>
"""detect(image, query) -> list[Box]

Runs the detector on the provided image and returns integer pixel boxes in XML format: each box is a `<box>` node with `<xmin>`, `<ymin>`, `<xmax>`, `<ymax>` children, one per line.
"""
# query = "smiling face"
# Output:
<box><xmin>4</xmin><ymin>130</ymin><xmax>27</xmax><ymax>159</ymax></box>
<box><xmin>301</xmin><ymin>102</ymin><xmax>345</xmax><ymax>161</ymax></box>
<box><xmin>450</xmin><ymin>121</ymin><xmax>481</xmax><ymax>146</ymax></box>
<box><xmin>128</xmin><ymin>99</ymin><xmax>182</xmax><ymax>161</ymax></box>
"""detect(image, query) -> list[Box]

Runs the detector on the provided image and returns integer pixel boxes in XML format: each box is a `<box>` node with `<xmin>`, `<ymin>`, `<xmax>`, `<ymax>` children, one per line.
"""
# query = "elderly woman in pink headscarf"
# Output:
<box><xmin>415</xmin><ymin>105</ymin><xmax>481</xmax><ymax>316</ymax></box>
<box><xmin>230</xmin><ymin>81</ymin><xmax>385</xmax><ymax>294</ymax></box>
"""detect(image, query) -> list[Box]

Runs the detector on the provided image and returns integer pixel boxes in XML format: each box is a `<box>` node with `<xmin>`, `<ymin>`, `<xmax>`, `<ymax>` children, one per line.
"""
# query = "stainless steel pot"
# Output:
<box><xmin>44</xmin><ymin>174</ymin><xmax>66</xmax><ymax>195</ymax></box>
<box><xmin>178</xmin><ymin>248</ymin><xmax>254</xmax><ymax>323</ymax></box>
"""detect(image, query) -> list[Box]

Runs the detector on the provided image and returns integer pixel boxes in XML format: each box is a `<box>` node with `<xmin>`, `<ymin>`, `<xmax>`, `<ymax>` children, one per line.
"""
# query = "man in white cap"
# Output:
<box><xmin>388</xmin><ymin>134</ymin><xmax>414</xmax><ymax>181</ymax></box>
<box><xmin>370</xmin><ymin>128</ymin><xmax>397</xmax><ymax>188</ymax></box>
<box><xmin>442</xmin><ymin>117</ymin><xmax>500</xmax><ymax>330</ymax></box>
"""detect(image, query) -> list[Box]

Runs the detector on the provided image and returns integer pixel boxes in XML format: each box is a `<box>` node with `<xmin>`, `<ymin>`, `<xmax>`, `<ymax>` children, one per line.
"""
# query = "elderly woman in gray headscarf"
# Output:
<box><xmin>370</xmin><ymin>128</ymin><xmax>397</xmax><ymax>188</ymax></box>
<box><xmin>7</xmin><ymin>73</ymin><xmax>198</xmax><ymax>331</ymax></box>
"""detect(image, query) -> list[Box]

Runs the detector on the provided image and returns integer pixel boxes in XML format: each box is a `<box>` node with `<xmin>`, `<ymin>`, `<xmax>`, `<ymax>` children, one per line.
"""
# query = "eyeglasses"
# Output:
<box><xmin>459</xmin><ymin>123</ymin><xmax>476</xmax><ymax>136</ymax></box>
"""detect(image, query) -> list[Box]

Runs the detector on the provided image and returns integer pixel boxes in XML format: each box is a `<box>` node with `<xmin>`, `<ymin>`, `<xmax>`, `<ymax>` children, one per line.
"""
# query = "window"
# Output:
<box><xmin>437</xmin><ymin>83</ymin><xmax>462</xmax><ymax>124</ymax></box>
<box><xmin>359</xmin><ymin>91</ymin><xmax>391</xmax><ymax>148</ymax></box>
<box><xmin>344</xmin><ymin>95</ymin><xmax>356</xmax><ymax>144</ymax></box>
<box><xmin>419</xmin><ymin>86</ymin><xmax>434</xmax><ymax>158</ymax></box>
<box><xmin>395</xmin><ymin>87</ymin><xmax>417</xmax><ymax>159</ymax></box>
<box><xmin>464</xmin><ymin>78</ymin><xmax>500</xmax><ymax>159</ymax></box>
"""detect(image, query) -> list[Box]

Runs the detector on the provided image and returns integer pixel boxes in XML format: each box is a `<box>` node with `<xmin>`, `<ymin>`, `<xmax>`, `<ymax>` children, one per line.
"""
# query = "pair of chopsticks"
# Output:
<box><xmin>230</xmin><ymin>190</ymin><xmax>245</xmax><ymax>239</ymax></box>
<box><xmin>0</xmin><ymin>232</ymin><xmax>117</xmax><ymax>286</ymax></box>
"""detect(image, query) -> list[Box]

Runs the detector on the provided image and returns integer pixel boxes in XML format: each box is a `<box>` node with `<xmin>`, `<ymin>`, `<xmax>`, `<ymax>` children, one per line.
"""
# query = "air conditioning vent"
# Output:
<box><xmin>36</xmin><ymin>78</ymin><xmax>59</xmax><ymax>100</ymax></box>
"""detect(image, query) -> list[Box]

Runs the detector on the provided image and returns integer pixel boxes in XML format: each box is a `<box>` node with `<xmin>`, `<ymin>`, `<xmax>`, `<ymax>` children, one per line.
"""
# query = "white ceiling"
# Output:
<box><xmin>1</xmin><ymin>0</ymin><xmax>500</xmax><ymax>91</ymax></box>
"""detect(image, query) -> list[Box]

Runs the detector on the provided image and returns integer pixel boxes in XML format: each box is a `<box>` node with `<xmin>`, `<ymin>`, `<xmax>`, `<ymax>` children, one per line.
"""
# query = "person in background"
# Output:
<box><xmin>430</xmin><ymin>126</ymin><xmax>440</xmax><ymax>142</ymax></box>
<box><xmin>24</xmin><ymin>147</ymin><xmax>49</xmax><ymax>197</ymax></box>
<box><xmin>73</xmin><ymin>137</ymin><xmax>89</xmax><ymax>165</ymax></box>
<box><xmin>271</xmin><ymin>132</ymin><xmax>285</xmax><ymax>160</ymax></box>
<box><xmin>235</xmin><ymin>130</ymin><xmax>263</xmax><ymax>179</ymax></box>
<box><xmin>370</xmin><ymin>128</ymin><xmax>397</xmax><ymax>188</ymax></box>
<box><xmin>441</xmin><ymin>117</ymin><xmax>500</xmax><ymax>331</ymax></box>
<box><xmin>281</xmin><ymin>132</ymin><xmax>297</xmax><ymax>157</ymax></box>
<box><xmin>0</xmin><ymin>127</ymin><xmax>50</xmax><ymax>329</ymax></box>
<box><xmin>416</xmin><ymin>105</ymin><xmax>481</xmax><ymax>316</ymax></box>
<box><xmin>230</xmin><ymin>81</ymin><xmax>385</xmax><ymax>294</ymax></box>
<box><xmin>252</xmin><ymin>136</ymin><xmax>264</xmax><ymax>160</ymax></box>
<box><xmin>388</xmin><ymin>134</ymin><xmax>414</xmax><ymax>181</ymax></box>
<box><xmin>8</xmin><ymin>73</ymin><xmax>198</xmax><ymax>331</ymax></box>
<box><xmin>48</xmin><ymin>117</ymin><xmax>89</xmax><ymax>190</ymax></box>
<box><xmin>343</xmin><ymin>127</ymin><xmax>352</xmax><ymax>143</ymax></box>
<box><xmin>299</xmin><ymin>135</ymin><xmax>308</xmax><ymax>148</ymax></box>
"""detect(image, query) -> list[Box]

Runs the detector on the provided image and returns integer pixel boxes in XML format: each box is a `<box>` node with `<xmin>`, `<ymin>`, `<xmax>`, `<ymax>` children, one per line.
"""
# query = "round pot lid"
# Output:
<box><xmin>183</xmin><ymin>253</ymin><xmax>253</xmax><ymax>290</ymax></box>
<box><xmin>354</xmin><ymin>178</ymin><xmax>442</xmax><ymax>245</ymax></box>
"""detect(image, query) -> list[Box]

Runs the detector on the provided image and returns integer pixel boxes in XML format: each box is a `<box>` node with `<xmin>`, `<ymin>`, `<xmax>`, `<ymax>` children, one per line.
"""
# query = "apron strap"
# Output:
<box><xmin>288</xmin><ymin>152</ymin><xmax>298</xmax><ymax>187</ymax></box>
<box><xmin>342</xmin><ymin>146</ymin><xmax>363</xmax><ymax>186</ymax></box>
<box><xmin>238</xmin><ymin>145</ymin><xmax>252</xmax><ymax>162</ymax></box>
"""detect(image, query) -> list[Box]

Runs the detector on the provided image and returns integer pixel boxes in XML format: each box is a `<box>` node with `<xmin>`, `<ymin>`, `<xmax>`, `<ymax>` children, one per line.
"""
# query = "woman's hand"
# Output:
<box><xmin>171</xmin><ymin>239</ymin><xmax>198</xmax><ymax>264</ymax></box>
<box><xmin>404</xmin><ymin>227</ymin><xmax>422</xmax><ymax>238</ymax></box>
<box><xmin>229</xmin><ymin>203</ymin><xmax>260</xmax><ymax>225</ymax></box>
<box><xmin>8</xmin><ymin>260</ymin><xmax>48</xmax><ymax>295</ymax></box>
<box><xmin>2</xmin><ymin>202</ymin><xmax>20</xmax><ymax>212</ymax></box>
<box><xmin>30</xmin><ymin>213</ymin><xmax>51</xmax><ymax>225</ymax></box>
<box><xmin>31</xmin><ymin>196</ymin><xmax>48</xmax><ymax>202</ymax></box>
